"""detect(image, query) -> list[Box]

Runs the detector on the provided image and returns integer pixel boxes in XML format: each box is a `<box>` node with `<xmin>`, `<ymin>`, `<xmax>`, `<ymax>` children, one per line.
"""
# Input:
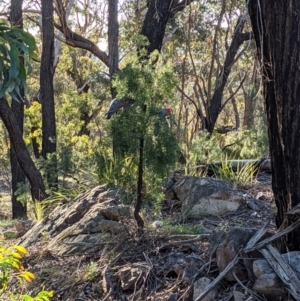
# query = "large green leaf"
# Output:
<box><xmin>0</xmin><ymin>21</ymin><xmax>37</xmax><ymax>101</ymax></box>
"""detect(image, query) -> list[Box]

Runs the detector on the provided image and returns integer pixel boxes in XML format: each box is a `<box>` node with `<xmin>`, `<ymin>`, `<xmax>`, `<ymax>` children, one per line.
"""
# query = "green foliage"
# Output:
<box><xmin>188</xmin><ymin>125</ymin><xmax>268</xmax><ymax>168</ymax></box>
<box><xmin>212</xmin><ymin>156</ymin><xmax>258</xmax><ymax>186</ymax></box>
<box><xmin>159</xmin><ymin>221</ymin><xmax>204</xmax><ymax>235</ymax></box>
<box><xmin>103</xmin><ymin>56</ymin><xmax>180</xmax><ymax>201</ymax></box>
<box><xmin>83</xmin><ymin>262</ymin><xmax>98</xmax><ymax>281</ymax></box>
<box><xmin>0</xmin><ymin>245</ymin><xmax>53</xmax><ymax>300</ymax></box>
<box><xmin>0</xmin><ymin>20</ymin><xmax>37</xmax><ymax>100</ymax></box>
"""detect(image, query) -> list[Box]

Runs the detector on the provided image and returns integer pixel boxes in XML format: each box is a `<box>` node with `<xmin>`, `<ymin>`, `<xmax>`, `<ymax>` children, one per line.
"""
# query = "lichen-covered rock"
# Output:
<box><xmin>173</xmin><ymin>176</ymin><xmax>242</xmax><ymax>217</ymax></box>
<box><xmin>18</xmin><ymin>185</ymin><xmax>132</xmax><ymax>255</ymax></box>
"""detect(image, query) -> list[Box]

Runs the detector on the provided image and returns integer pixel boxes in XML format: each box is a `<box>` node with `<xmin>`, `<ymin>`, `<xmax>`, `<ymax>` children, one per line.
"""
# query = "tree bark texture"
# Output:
<box><xmin>0</xmin><ymin>98</ymin><xmax>46</xmax><ymax>201</ymax></box>
<box><xmin>9</xmin><ymin>0</ymin><xmax>27</xmax><ymax>218</ymax></box>
<box><xmin>41</xmin><ymin>0</ymin><xmax>57</xmax><ymax>188</ymax></box>
<box><xmin>108</xmin><ymin>0</ymin><xmax>119</xmax><ymax>98</ymax></box>
<box><xmin>134</xmin><ymin>106</ymin><xmax>146</xmax><ymax>231</ymax></box>
<box><xmin>141</xmin><ymin>0</ymin><xmax>172</xmax><ymax>57</ymax></box>
<box><xmin>248</xmin><ymin>0</ymin><xmax>300</xmax><ymax>250</ymax></box>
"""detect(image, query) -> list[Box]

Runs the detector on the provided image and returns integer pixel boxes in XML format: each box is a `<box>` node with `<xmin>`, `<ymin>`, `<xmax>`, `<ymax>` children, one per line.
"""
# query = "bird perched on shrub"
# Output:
<box><xmin>154</xmin><ymin>106</ymin><xmax>173</xmax><ymax>136</ymax></box>
<box><xmin>105</xmin><ymin>97</ymin><xmax>135</xmax><ymax>119</ymax></box>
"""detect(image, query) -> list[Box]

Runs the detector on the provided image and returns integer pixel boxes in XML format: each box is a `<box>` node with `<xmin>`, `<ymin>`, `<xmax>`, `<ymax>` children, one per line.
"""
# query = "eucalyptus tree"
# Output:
<box><xmin>9</xmin><ymin>0</ymin><xmax>27</xmax><ymax>218</ymax></box>
<box><xmin>40</xmin><ymin>0</ymin><xmax>57</xmax><ymax>189</ymax></box>
<box><xmin>248</xmin><ymin>0</ymin><xmax>300</xmax><ymax>251</ymax></box>
<box><xmin>0</xmin><ymin>21</ymin><xmax>47</xmax><ymax>202</ymax></box>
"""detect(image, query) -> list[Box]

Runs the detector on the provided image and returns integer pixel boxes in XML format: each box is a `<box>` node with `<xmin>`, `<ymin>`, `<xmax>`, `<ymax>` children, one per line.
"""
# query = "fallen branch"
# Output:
<box><xmin>232</xmin><ymin>270</ymin><xmax>264</xmax><ymax>301</ymax></box>
<box><xmin>244</xmin><ymin>218</ymin><xmax>300</xmax><ymax>253</ymax></box>
<box><xmin>158</xmin><ymin>234</ymin><xmax>209</xmax><ymax>251</ymax></box>
<box><xmin>261</xmin><ymin>245</ymin><xmax>300</xmax><ymax>300</ymax></box>
<box><xmin>161</xmin><ymin>234</ymin><xmax>210</xmax><ymax>241</ymax></box>
<box><xmin>194</xmin><ymin>251</ymin><xmax>241</xmax><ymax>301</ymax></box>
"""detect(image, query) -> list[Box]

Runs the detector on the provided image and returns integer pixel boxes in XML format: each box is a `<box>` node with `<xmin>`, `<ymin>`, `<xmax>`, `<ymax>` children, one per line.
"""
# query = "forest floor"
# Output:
<box><xmin>0</xmin><ymin>173</ymin><xmax>276</xmax><ymax>301</ymax></box>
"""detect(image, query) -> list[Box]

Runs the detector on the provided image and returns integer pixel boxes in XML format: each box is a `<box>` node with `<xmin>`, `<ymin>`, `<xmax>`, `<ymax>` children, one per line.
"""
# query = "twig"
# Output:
<box><xmin>232</xmin><ymin>270</ymin><xmax>264</xmax><ymax>301</ymax></box>
<box><xmin>178</xmin><ymin>260</ymin><xmax>216</xmax><ymax>301</ymax></box>
<box><xmin>194</xmin><ymin>251</ymin><xmax>241</xmax><ymax>301</ymax></box>
<box><xmin>158</xmin><ymin>234</ymin><xmax>209</xmax><ymax>251</ymax></box>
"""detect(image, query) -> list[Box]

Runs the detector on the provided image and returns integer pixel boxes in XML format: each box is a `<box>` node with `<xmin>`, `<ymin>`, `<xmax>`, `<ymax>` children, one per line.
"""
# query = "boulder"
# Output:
<box><xmin>252</xmin><ymin>273</ymin><xmax>286</xmax><ymax>299</ymax></box>
<box><xmin>216</xmin><ymin>227</ymin><xmax>257</xmax><ymax>281</ymax></box>
<box><xmin>172</xmin><ymin>176</ymin><xmax>242</xmax><ymax>218</ymax></box>
<box><xmin>253</xmin><ymin>251</ymin><xmax>300</xmax><ymax>277</ymax></box>
<box><xmin>18</xmin><ymin>185</ymin><xmax>132</xmax><ymax>255</ymax></box>
<box><xmin>252</xmin><ymin>251</ymin><xmax>300</xmax><ymax>298</ymax></box>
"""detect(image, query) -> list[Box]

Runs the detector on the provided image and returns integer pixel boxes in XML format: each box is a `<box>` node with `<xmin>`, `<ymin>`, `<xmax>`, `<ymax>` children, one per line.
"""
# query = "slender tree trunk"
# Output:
<box><xmin>248</xmin><ymin>0</ymin><xmax>300</xmax><ymax>250</ymax></box>
<box><xmin>206</xmin><ymin>15</ymin><xmax>250</xmax><ymax>133</ymax></box>
<box><xmin>134</xmin><ymin>105</ymin><xmax>146</xmax><ymax>231</ymax></box>
<box><xmin>9</xmin><ymin>0</ymin><xmax>27</xmax><ymax>218</ymax></box>
<box><xmin>41</xmin><ymin>0</ymin><xmax>57</xmax><ymax>189</ymax></box>
<box><xmin>0</xmin><ymin>98</ymin><xmax>46</xmax><ymax>201</ymax></box>
<box><xmin>108</xmin><ymin>0</ymin><xmax>120</xmax><ymax>155</ymax></box>
<box><xmin>108</xmin><ymin>0</ymin><xmax>119</xmax><ymax>99</ymax></box>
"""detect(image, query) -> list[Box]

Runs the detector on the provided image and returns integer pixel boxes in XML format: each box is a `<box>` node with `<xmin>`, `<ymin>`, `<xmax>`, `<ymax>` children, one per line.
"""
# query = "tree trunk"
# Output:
<box><xmin>41</xmin><ymin>0</ymin><xmax>57</xmax><ymax>189</ymax></box>
<box><xmin>248</xmin><ymin>0</ymin><xmax>300</xmax><ymax>250</ymax></box>
<box><xmin>9</xmin><ymin>0</ymin><xmax>27</xmax><ymax>218</ymax></box>
<box><xmin>206</xmin><ymin>15</ymin><xmax>250</xmax><ymax>133</ymax></box>
<box><xmin>0</xmin><ymin>98</ymin><xmax>46</xmax><ymax>201</ymax></box>
<box><xmin>108</xmin><ymin>0</ymin><xmax>119</xmax><ymax>98</ymax></box>
<box><xmin>134</xmin><ymin>105</ymin><xmax>146</xmax><ymax>231</ymax></box>
<box><xmin>141</xmin><ymin>0</ymin><xmax>172</xmax><ymax>57</ymax></box>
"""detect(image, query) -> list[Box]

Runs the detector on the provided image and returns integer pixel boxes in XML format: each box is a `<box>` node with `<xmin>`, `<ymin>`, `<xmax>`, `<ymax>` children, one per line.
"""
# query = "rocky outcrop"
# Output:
<box><xmin>18</xmin><ymin>185</ymin><xmax>132</xmax><ymax>255</ymax></box>
<box><xmin>171</xmin><ymin>176</ymin><xmax>242</xmax><ymax>217</ymax></box>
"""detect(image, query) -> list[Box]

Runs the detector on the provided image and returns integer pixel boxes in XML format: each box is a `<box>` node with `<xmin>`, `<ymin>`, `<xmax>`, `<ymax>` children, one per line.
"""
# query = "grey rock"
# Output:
<box><xmin>252</xmin><ymin>273</ymin><xmax>286</xmax><ymax>298</ymax></box>
<box><xmin>166</xmin><ymin>252</ymin><xmax>203</xmax><ymax>281</ymax></box>
<box><xmin>253</xmin><ymin>251</ymin><xmax>300</xmax><ymax>277</ymax></box>
<box><xmin>193</xmin><ymin>277</ymin><xmax>219</xmax><ymax>301</ymax></box>
<box><xmin>216</xmin><ymin>228</ymin><xmax>256</xmax><ymax>281</ymax></box>
<box><xmin>173</xmin><ymin>176</ymin><xmax>242</xmax><ymax>218</ymax></box>
<box><xmin>167</xmin><ymin>293</ymin><xmax>178</xmax><ymax>301</ymax></box>
<box><xmin>18</xmin><ymin>185</ymin><xmax>132</xmax><ymax>255</ymax></box>
<box><xmin>233</xmin><ymin>291</ymin><xmax>245</xmax><ymax>301</ymax></box>
<box><xmin>115</xmin><ymin>264</ymin><xmax>147</xmax><ymax>290</ymax></box>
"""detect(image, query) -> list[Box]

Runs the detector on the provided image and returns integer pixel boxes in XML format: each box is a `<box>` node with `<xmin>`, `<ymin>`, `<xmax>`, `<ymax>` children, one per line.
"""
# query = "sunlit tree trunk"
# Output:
<box><xmin>41</xmin><ymin>0</ymin><xmax>57</xmax><ymax>189</ymax></box>
<box><xmin>248</xmin><ymin>0</ymin><xmax>300</xmax><ymax>250</ymax></box>
<box><xmin>0</xmin><ymin>98</ymin><xmax>46</xmax><ymax>201</ymax></box>
<box><xmin>9</xmin><ymin>0</ymin><xmax>27</xmax><ymax>218</ymax></box>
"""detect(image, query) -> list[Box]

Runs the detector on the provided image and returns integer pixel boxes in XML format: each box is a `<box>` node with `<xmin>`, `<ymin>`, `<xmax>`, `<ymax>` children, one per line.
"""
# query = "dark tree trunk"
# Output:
<box><xmin>134</xmin><ymin>105</ymin><xmax>146</xmax><ymax>232</ymax></box>
<box><xmin>41</xmin><ymin>0</ymin><xmax>57</xmax><ymax>189</ymax></box>
<box><xmin>206</xmin><ymin>16</ymin><xmax>251</xmax><ymax>133</ymax></box>
<box><xmin>141</xmin><ymin>0</ymin><xmax>172</xmax><ymax>57</ymax></box>
<box><xmin>0</xmin><ymin>98</ymin><xmax>46</xmax><ymax>201</ymax></box>
<box><xmin>108</xmin><ymin>0</ymin><xmax>119</xmax><ymax>98</ymax></box>
<box><xmin>248</xmin><ymin>0</ymin><xmax>300</xmax><ymax>250</ymax></box>
<box><xmin>9</xmin><ymin>0</ymin><xmax>27</xmax><ymax>218</ymax></box>
<box><xmin>243</xmin><ymin>61</ymin><xmax>260</xmax><ymax>128</ymax></box>
<box><xmin>108</xmin><ymin>0</ymin><xmax>119</xmax><ymax>155</ymax></box>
